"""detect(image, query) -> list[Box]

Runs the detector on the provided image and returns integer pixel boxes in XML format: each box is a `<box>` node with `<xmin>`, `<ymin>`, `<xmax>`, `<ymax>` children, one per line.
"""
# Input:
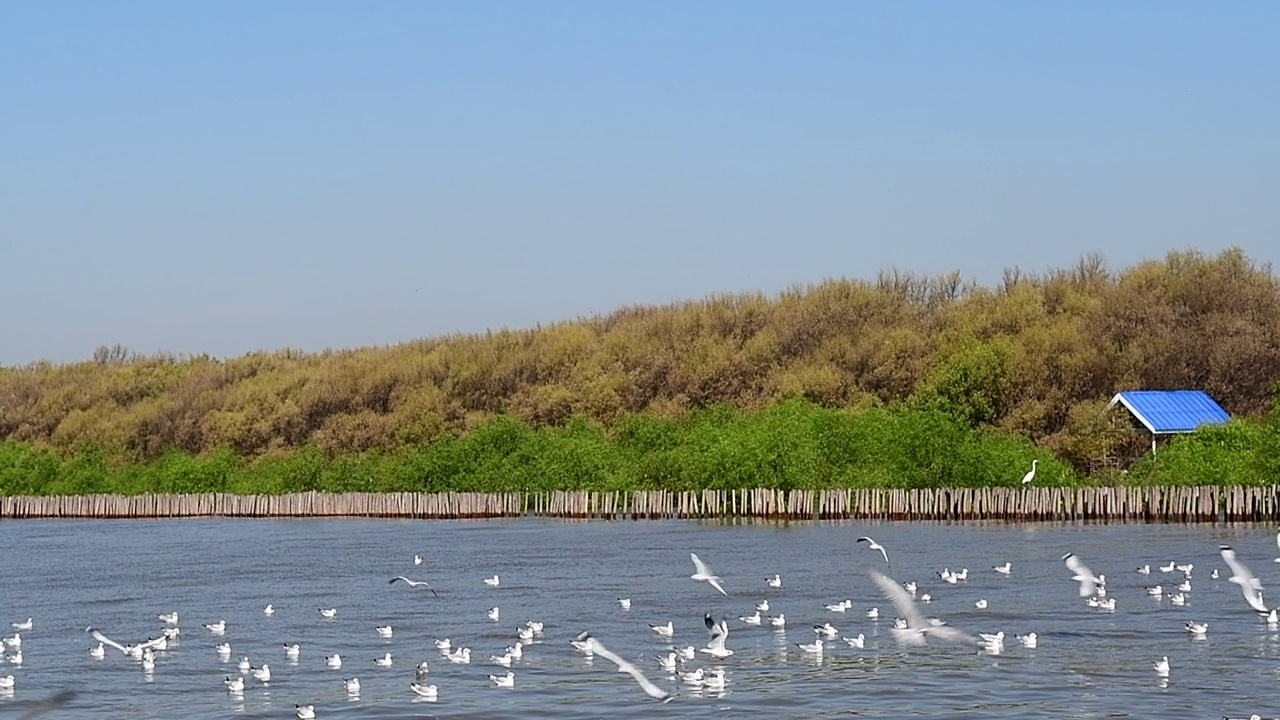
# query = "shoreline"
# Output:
<box><xmin>1</xmin><ymin>485</ymin><xmax>1276</xmax><ymax>522</ymax></box>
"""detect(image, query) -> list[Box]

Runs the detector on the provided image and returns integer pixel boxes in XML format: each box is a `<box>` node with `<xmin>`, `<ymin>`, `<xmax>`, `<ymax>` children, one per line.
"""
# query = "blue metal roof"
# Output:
<box><xmin>1107</xmin><ymin>390</ymin><xmax>1230</xmax><ymax>434</ymax></box>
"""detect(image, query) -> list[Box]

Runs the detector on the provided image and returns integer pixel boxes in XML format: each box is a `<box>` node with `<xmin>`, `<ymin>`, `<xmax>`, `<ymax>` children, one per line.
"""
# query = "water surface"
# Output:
<box><xmin>1</xmin><ymin>518</ymin><xmax>1278</xmax><ymax>719</ymax></box>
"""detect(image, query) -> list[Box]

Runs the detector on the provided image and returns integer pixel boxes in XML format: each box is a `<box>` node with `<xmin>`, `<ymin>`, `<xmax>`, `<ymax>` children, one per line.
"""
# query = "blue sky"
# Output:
<box><xmin>3</xmin><ymin>1</ymin><xmax>1277</xmax><ymax>365</ymax></box>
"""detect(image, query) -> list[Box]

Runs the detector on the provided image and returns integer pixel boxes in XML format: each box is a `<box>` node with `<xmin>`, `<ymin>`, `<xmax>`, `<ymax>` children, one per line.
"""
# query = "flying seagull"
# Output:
<box><xmin>857</xmin><ymin>537</ymin><xmax>890</xmax><ymax>565</ymax></box>
<box><xmin>574</xmin><ymin>631</ymin><xmax>673</xmax><ymax>702</ymax></box>
<box><xmin>700</xmin><ymin>613</ymin><xmax>733</xmax><ymax>658</ymax></box>
<box><xmin>689</xmin><ymin>553</ymin><xmax>728</xmax><ymax>596</ymax></box>
<box><xmin>869</xmin><ymin>570</ymin><xmax>975</xmax><ymax>647</ymax></box>
<box><xmin>389</xmin><ymin>576</ymin><xmax>439</xmax><ymax>597</ymax></box>
<box><xmin>1221</xmin><ymin>545</ymin><xmax>1268</xmax><ymax>614</ymax></box>
<box><xmin>1063</xmin><ymin>553</ymin><xmax>1104</xmax><ymax>597</ymax></box>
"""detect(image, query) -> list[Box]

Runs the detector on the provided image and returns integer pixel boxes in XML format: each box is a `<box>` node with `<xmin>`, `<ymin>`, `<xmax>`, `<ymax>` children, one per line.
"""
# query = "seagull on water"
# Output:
<box><xmin>756</xmin><ymin>599</ymin><xmax>770</xmax><ymax>612</ymax></box>
<box><xmin>416</xmin><ymin>660</ymin><xmax>430</xmax><ymax>677</ymax></box>
<box><xmin>224</xmin><ymin>676</ymin><xmax>244</xmax><ymax>693</ymax></box>
<box><xmin>1017</xmin><ymin>632</ymin><xmax>1038</xmax><ymax>648</ymax></box>
<box><xmin>1063</xmin><ymin>553</ymin><xmax>1105</xmax><ymax>597</ymax></box>
<box><xmin>434</xmin><ymin>639</ymin><xmax>451</xmax><ymax>651</ymax></box>
<box><xmin>1137</xmin><ymin>564</ymin><xmax>1151</xmax><ymax>574</ymax></box>
<box><xmin>10</xmin><ymin>619</ymin><xmax>31</xmax><ymax>631</ymax></box>
<box><xmin>1154</xmin><ymin>656</ymin><xmax>1169</xmax><ymax>677</ymax></box>
<box><xmin>1221</xmin><ymin>545</ymin><xmax>1269</xmax><ymax>613</ymax></box>
<box><xmin>390</xmin><ymin>577</ymin><xmax>439</xmax><ymax>597</ymax></box>
<box><xmin>376</xmin><ymin>625</ymin><xmax>394</xmax><ymax>638</ymax></box>
<box><xmin>344</xmin><ymin>677</ymin><xmax>360</xmax><ymax>694</ymax></box>
<box><xmin>296</xmin><ymin>705</ymin><xmax>315</xmax><ymax>719</ymax></box>
<box><xmin>487</xmin><ymin>607</ymin><xmax>501</xmax><ymax>621</ymax></box>
<box><xmin>650</xmin><ymin>621</ymin><xmax>674</xmax><ymax>638</ymax></box>
<box><xmin>767</xmin><ymin>574</ymin><xmax>783</xmax><ymax>588</ymax></box>
<box><xmin>769</xmin><ymin>614</ymin><xmax>786</xmax><ymax>628</ymax></box>
<box><xmin>263</xmin><ymin>604</ymin><xmax>275</xmax><ymax>616</ymax></box>
<box><xmin>284</xmin><ymin>644</ymin><xmax>300</xmax><ymax>661</ymax></box>
<box><xmin>1021</xmin><ymin>459</ymin><xmax>1038</xmax><ymax>484</ymax></box>
<box><xmin>870</xmin><ymin>570</ymin><xmax>975</xmax><ymax>647</ymax></box>
<box><xmin>319</xmin><ymin>608</ymin><xmax>337</xmax><ymax>619</ymax></box>
<box><xmin>158</xmin><ymin>612</ymin><xmax>179</xmax><ymax>625</ymax></box>
<box><xmin>574</xmin><ymin>631</ymin><xmax>673</xmax><ymax>702</ymax></box>
<box><xmin>796</xmin><ymin>638</ymin><xmax>823</xmax><ymax>654</ymax></box>
<box><xmin>857</xmin><ymin>537</ymin><xmax>890</xmax><ymax>565</ymax></box>
<box><xmin>701</xmin><ymin>614</ymin><xmax>734</xmax><ymax>658</ymax></box>
<box><xmin>447</xmin><ymin>647</ymin><xmax>471</xmax><ymax>664</ymax></box>
<box><xmin>375</xmin><ymin>653</ymin><xmax>393</xmax><ymax>667</ymax></box>
<box><xmin>1185</xmin><ymin>622</ymin><xmax>1208</xmax><ymax>637</ymax></box>
<box><xmin>618</xmin><ymin>598</ymin><xmax>632</xmax><ymax>610</ymax></box>
<box><xmin>414</xmin><ymin>555</ymin><xmax>423</xmax><ymax>565</ymax></box>
<box><xmin>489</xmin><ymin>671</ymin><xmax>515</xmax><ymax>687</ymax></box>
<box><xmin>483</xmin><ymin>575</ymin><xmax>501</xmax><ymax>587</ymax></box>
<box><xmin>993</xmin><ymin>563</ymin><xmax>1012</xmax><ymax>575</ymax></box>
<box><xmin>325</xmin><ymin>654</ymin><xmax>342</xmax><ymax>669</ymax></box>
<box><xmin>238</xmin><ymin>656</ymin><xmax>251</xmax><ymax>672</ymax></box>
<box><xmin>90</xmin><ymin>643</ymin><xmax>106</xmax><ymax>659</ymax></box>
<box><xmin>739</xmin><ymin>610</ymin><xmax>762</xmax><ymax>625</ymax></box>
<box><xmin>814</xmin><ymin>623</ymin><xmax>839</xmax><ymax>639</ymax></box>
<box><xmin>690</xmin><ymin>553</ymin><xmax>728</xmax><ymax>596</ymax></box>
<box><xmin>844</xmin><ymin>633</ymin><xmax>866</xmax><ymax>648</ymax></box>
<box><xmin>411</xmin><ymin>682</ymin><xmax>438</xmax><ymax>698</ymax></box>
<box><xmin>251</xmin><ymin>664</ymin><xmax>271</xmax><ymax>682</ymax></box>
<box><xmin>975</xmin><ymin>599</ymin><xmax>988</xmax><ymax>609</ymax></box>
<box><xmin>216</xmin><ymin>642</ymin><xmax>232</xmax><ymax>657</ymax></box>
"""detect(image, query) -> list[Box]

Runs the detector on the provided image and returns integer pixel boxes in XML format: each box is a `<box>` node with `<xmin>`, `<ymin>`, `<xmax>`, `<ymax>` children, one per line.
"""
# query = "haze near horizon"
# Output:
<box><xmin>3</xmin><ymin>1</ymin><xmax>1277</xmax><ymax>365</ymax></box>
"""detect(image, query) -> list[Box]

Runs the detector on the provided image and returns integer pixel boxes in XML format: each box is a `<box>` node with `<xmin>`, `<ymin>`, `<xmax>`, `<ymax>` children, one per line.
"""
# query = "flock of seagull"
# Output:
<box><xmin>4</xmin><ymin>528</ymin><xmax>1280</xmax><ymax>717</ymax></box>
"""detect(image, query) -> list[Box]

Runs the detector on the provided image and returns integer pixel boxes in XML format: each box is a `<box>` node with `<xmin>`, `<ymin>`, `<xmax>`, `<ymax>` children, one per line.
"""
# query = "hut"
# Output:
<box><xmin>1105</xmin><ymin>389</ymin><xmax>1230</xmax><ymax>457</ymax></box>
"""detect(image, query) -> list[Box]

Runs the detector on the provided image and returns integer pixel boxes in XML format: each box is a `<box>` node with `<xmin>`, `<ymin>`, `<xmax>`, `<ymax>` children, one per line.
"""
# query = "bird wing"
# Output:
<box><xmin>706</xmin><ymin>577</ymin><xmax>728</xmax><ymax>596</ymax></box>
<box><xmin>705</xmin><ymin>618</ymin><xmax>728</xmax><ymax>652</ymax></box>
<box><xmin>870</xmin><ymin>571</ymin><xmax>929</xmax><ymax>630</ymax></box>
<box><xmin>690</xmin><ymin>553</ymin><xmax>711</xmax><ymax>577</ymax></box>
<box><xmin>581</xmin><ymin>633</ymin><xmax>672</xmax><ymax>702</ymax></box>
<box><xmin>86</xmin><ymin>627</ymin><xmax>130</xmax><ymax>655</ymax></box>
<box><xmin>877</xmin><ymin>546</ymin><xmax>890</xmax><ymax>565</ymax></box>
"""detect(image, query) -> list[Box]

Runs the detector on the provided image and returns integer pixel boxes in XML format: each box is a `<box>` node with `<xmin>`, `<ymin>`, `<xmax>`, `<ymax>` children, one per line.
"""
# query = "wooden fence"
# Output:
<box><xmin>1</xmin><ymin>486</ymin><xmax>1279</xmax><ymax>521</ymax></box>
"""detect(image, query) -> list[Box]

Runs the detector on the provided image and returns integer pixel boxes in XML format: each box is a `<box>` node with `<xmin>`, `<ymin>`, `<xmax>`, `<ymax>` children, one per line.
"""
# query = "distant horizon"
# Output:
<box><xmin>5</xmin><ymin>2</ymin><xmax>1277</xmax><ymax>365</ymax></box>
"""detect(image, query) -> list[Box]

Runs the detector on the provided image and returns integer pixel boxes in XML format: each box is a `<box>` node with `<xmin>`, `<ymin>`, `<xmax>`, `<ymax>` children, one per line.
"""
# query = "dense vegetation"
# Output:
<box><xmin>1</xmin><ymin>247</ymin><xmax>1278</xmax><ymax>495</ymax></box>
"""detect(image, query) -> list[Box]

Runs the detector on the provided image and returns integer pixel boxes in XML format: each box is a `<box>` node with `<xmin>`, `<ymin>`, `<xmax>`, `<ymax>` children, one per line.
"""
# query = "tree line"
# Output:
<box><xmin>1</xmin><ymin>247</ymin><xmax>1277</xmax><ymax>478</ymax></box>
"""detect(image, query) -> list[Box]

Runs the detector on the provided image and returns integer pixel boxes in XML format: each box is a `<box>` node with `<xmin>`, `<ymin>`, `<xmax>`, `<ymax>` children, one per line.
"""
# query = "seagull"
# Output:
<box><xmin>769</xmin><ymin>614</ymin><xmax>786</xmax><ymax>628</ymax></box>
<box><xmin>1021</xmin><ymin>459</ymin><xmax>1038</xmax><ymax>484</ymax></box>
<box><xmin>376</xmin><ymin>625</ymin><xmax>394</xmax><ymax>638</ymax></box>
<box><xmin>975</xmin><ymin>599</ymin><xmax>988</xmax><ymax>609</ymax></box>
<box><xmin>216</xmin><ymin>642</ymin><xmax>232</xmax><ymax>657</ymax></box>
<box><xmin>796</xmin><ymin>638</ymin><xmax>823</xmax><ymax>654</ymax></box>
<box><xmin>483</xmin><ymin>575</ymin><xmax>501</xmax><ymax>587</ymax></box>
<box><xmin>1159</xmin><ymin>562</ymin><xmax>1176</xmax><ymax>573</ymax></box>
<box><xmin>700</xmin><ymin>613</ymin><xmax>734</xmax><ymax>658</ymax></box>
<box><xmin>570</xmin><ymin>636</ymin><xmax>594</xmax><ymax>655</ymax></box>
<box><xmin>650</xmin><ymin>621</ymin><xmax>674</xmax><ymax>639</ymax></box>
<box><xmin>489</xmin><ymin>671</ymin><xmax>515</xmax><ymax>687</ymax></box>
<box><xmin>344</xmin><ymin>677</ymin><xmax>360</xmax><ymax>694</ymax></box>
<box><xmin>434</xmin><ymin>639</ymin><xmax>451</xmax><ymax>651</ymax></box>
<box><xmin>993</xmin><ymin>563</ymin><xmax>1012</xmax><ymax>575</ymax></box>
<box><xmin>491</xmin><ymin>651</ymin><xmax>515</xmax><ymax>667</ymax></box>
<box><xmin>1</xmin><ymin>634</ymin><xmax>20</xmax><ymax>649</ymax></box>
<box><xmin>814</xmin><ymin>623</ymin><xmax>839</xmax><ymax>639</ymax></box>
<box><xmin>416</xmin><ymin>660</ymin><xmax>430</xmax><ymax>677</ymax></box>
<box><xmin>739</xmin><ymin>611</ymin><xmax>762</xmax><ymax>625</ymax></box>
<box><xmin>690</xmin><ymin>553</ymin><xmax>728</xmax><ymax>596</ymax></box>
<box><xmin>1185</xmin><ymin>622</ymin><xmax>1208</xmax><ymax>637</ymax></box>
<box><xmin>238</xmin><ymin>657</ymin><xmax>251</xmax><ymax>673</ymax></box>
<box><xmin>204</xmin><ymin>620</ymin><xmax>226</xmax><ymax>635</ymax></box>
<box><xmin>263</xmin><ymin>604</ymin><xmax>275</xmax><ymax>616</ymax></box>
<box><xmin>767</xmin><ymin>574</ymin><xmax>783</xmax><ymax>588</ymax></box>
<box><xmin>296</xmin><ymin>705</ymin><xmax>316</xmax><ymax>719</ymax></box>
<box><xmin>506</xmin><ymin>642</ymin><xmax>524</xmax><ymax>658</ymax></box>
<box><xmin>446</xmin><ymin>647</ymin><xmax>471</xmax><ymax>664</ymax></box>
<box><xmin>1221</xmin><ymin>545</ymin><xmax>1269</xmax><ymax>613</ymax></box>
<box><xmin>1137</xmin><ymin>564</ymin><xmax>1151</xmax><ymax>574</ymax></box>
<box><xmin>224</xmin><ymin>676</ymin><xmax>244</xmax><ymax>693</ymax></box>
<box><xmin>325</xmin><ymin>654</ymin><xmax>342</xmax><ymax>669</ymax></box>
<box><xmin>657</xmin><ymin>652</ymin><xmax>677</xmax><ymax>672</ymax></box>
<box><xmin>251</xmin><ymin>664</ymin><xmax>271</xmax><ymax>682</ymax></box>
<box><xmin>1153</xmin><ymin>656</ymin><xmax>1169</xmax><ymax>677</ymax></box>
<box><xmin>411</xmin><ymin>682</ymin><xmax>438</xmax><ymax>698</ymax></box>
<box><xmin>870</xmin><ymin>570</ymin><xmax>975</xmax><ymax>647</ymax></box>
<box><xmin>375</xmin><ymin>653</ymin><xmax>393</xmax><ymax>667</ymax></box>
<box><xmin>85</xmin><ymin>627</ymin><xmax>144</xmax><ymax>658</ymax></box>
<box><xmin>319</xmin><ymin>608</ymin><xmax>337</xmax><ymax>619</ymax></box>
<box><xmin>866</xmin><ymin>607</ymin><xmax>879</xmax><ymax>619</ymax></box>
<box><xmin>1016</xmin><ymin>632</ymin><xmax>1038</xmax><ymax>648</ymax></box>
<box><xmin>844</xmin><ymin>633</ymin><xmax>866</xmax><ymax>648</ymax></box>
<box><xmin>487</xmin><ymin>607</ymin><xmax>501</xmax><ymax>622</ymax></box>
<box><xmin>618</xmin><ymin>598</ymin><xmax>632</xmax><ymax>610</ymax></box>
<box><xmin>10</xmin><ymin>619</ymin><xmax>31</xmax><ymax>631</ymax></box>
<box><xmin>756</xmin><ymin>599</ymin><xmax>770</xmax><ymax>612</ymax></box>
<box><xmin>158</xmin><ymin>612</ymin><xmax>179</xmax><ymax>625</ymax></box>
<box><xmin>574</xmin><ymin>631</ymin><xmax>673</xmax><ymax>702</ymax></box>
<box><xmin>389</xmin><ymin>577</ymin><xmax>439</xmax><ymax>597</ymax></box>
<box><xmin>1063</xmin><ymin>553</ymin><xmax>1104</xmax><ymax>597</ymax></box>
<box><xmin>90</xmin><ymin>643</ymin><xmax>106</xmax><ymax>659</ymax></box>
<box><xmin>857</xmin><ymin>537</ymin><xmax>890</xmax><ymax>565</ymax></box>
<box><xmin>414</xmin><ymin>555</ymin><xmax>423</xmax><ymax>565</ymax></box>
<box><xmin>284</xmin><ymin>644</ymin><xmax>300</xmax><ymax>660</ymax></box>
